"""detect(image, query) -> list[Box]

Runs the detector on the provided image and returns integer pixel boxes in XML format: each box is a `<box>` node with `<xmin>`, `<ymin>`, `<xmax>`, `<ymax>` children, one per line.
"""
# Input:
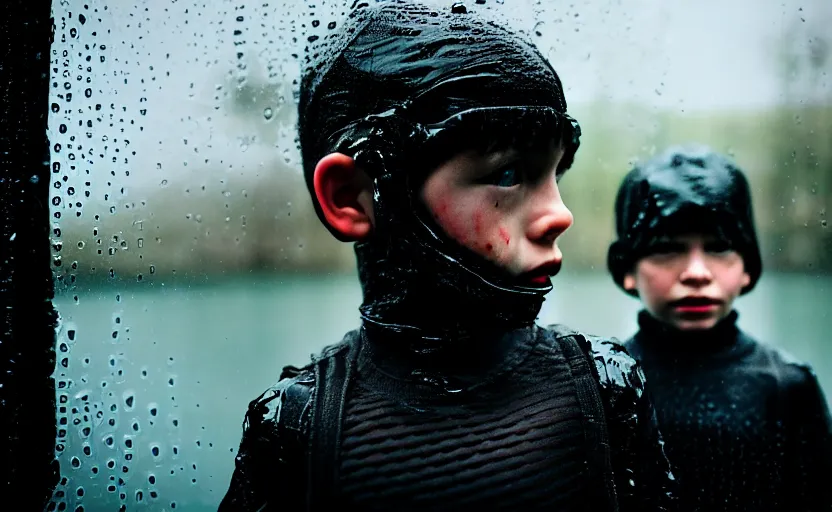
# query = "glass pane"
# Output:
<box><xmin>46</xmin><ymin>0</ymin><xmax>830</xmax><ymax>509</ymax></box>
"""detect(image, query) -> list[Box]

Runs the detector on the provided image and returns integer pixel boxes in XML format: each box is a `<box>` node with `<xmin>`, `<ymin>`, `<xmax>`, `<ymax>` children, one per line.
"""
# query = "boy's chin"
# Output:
<box><xmin>667</xmin><ymin>311</ymin><xmax>725</xmax><ymax>332</ymax></box>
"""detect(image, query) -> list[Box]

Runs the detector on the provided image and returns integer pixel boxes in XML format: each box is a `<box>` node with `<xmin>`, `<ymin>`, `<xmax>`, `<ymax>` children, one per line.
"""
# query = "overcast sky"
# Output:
<box><xmin>47</xmin><ymin>0</ymin><xmax>830</xmax><ymax>198</ymax></box>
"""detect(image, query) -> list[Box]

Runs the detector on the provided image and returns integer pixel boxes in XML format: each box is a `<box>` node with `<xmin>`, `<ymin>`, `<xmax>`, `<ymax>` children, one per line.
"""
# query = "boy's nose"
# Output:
<box><xmin>526</xmin><ymin>182</ymin><xmax>573</xmax><ymax>246</ymax></box>
<box><xmin>679</xmin><ymin>252</ymin><xmax>713</xmax><ymax>285</ymax></box>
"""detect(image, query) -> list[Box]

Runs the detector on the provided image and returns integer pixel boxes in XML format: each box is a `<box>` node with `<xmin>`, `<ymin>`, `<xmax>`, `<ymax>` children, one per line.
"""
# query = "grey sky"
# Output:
<box><xmin>47</xmin><ymin>0</ymin><xmax>829</xmax><ymax>199</ymax></box>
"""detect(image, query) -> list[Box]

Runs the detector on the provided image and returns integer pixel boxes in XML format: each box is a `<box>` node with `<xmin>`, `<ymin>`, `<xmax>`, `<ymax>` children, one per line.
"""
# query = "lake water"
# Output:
<box><xmin>49</xmin><ymin>271</ymin><xmax>832</xmax><ymax>511</ymax></box>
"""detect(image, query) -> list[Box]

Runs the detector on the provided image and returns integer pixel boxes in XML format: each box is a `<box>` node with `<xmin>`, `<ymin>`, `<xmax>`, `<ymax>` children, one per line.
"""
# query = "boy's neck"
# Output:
<box><xmin>357</xmin><ymin>322</ymin><xmax>535</xmax><ymax>396</ymax></box>
<box><xmin>360</xmin><ymin>321</ymin><xmax>524</xmax><ymax>368</ymax></box>
<box><xmin>635</xmin><ymin>309</ymin><xmax>741</xmax><ymax>355</ymax></box>
<box><xmin>354</xmin><ymin>234</ymin><xmax>544</xmax><ymax>345</ymax></box>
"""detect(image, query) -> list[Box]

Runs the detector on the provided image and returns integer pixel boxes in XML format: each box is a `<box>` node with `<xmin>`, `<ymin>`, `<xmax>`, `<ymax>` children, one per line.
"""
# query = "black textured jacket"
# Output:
<box><xmin>625</xmin><ymin>310</ymin><xmax>832</xmax><ymax>511</ymax></box>
<box><xmin>219</xmin><ymin>324</ymin><xmax>679</xmax><ymax>511</ymax></box>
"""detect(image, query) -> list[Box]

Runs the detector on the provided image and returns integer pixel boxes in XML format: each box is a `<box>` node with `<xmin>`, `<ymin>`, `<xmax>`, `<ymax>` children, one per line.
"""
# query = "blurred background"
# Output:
<box><xmin>47</xmin><ymin>0</ymin><xmax>831</xmax><ymax>509</ymax></box>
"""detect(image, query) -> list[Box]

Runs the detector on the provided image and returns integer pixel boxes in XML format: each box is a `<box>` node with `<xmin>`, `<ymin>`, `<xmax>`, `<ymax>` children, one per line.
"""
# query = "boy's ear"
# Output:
<box><xmin>313</xmin><ymin>152</ymin><xmax>375</xmax><ymax>241</ymax></box>
<box><xmin>740</xmin><ymin>270</ymin><xmax>751</xmax><ymax>288</ymax></box>
<box><xmin>622</xmin><ymin>272</ymin><xmax>637</xmax><ymax>293</ymax></box>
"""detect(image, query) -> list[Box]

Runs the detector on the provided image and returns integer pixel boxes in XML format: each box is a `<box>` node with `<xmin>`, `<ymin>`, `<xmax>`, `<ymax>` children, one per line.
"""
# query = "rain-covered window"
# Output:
<box><xmin>42</xmin><ymin>0</ymin><xmax>830</xmax><ymax>509</ymax></box>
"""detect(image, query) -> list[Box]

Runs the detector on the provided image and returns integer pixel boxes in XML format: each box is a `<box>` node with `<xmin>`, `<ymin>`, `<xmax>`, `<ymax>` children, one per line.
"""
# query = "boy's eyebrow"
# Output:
<box><xmin>482</xmin><ymin>148</ymin><xmax>520</xmax><ymax>167</ymax></box>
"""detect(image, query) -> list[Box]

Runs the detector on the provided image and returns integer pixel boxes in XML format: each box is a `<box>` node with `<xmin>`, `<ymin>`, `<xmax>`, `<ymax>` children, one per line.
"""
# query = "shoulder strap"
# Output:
<box><xmin>305</xmin><ymin>336</ymin><xmax>360</xmax><ymax>511</ymax></box>
<box><xmin>559</xmin><ymin>332</ymin><xmax>619</xmax><ymax>512</ymax></box>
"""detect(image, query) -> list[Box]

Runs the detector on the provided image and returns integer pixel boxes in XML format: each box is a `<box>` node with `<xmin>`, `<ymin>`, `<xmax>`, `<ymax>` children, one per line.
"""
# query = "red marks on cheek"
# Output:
<box><xmin>435</xmin><ymin>199</ymin><xmax>450</xmax><ymax>216</ymax></box>
<box><xmin>474</xmin><ymin>211</ymin><xmax>499</xmax><ymax>256</ymax></box>
<box><xmin>498</xmin><ymin>227</ymin><xmax>511</xmax><ymax>246</ymax></box>
<box><xmin>473</xmin><ymin>211</ymin><xmax>483</xmax><ymax>235</ymax></box>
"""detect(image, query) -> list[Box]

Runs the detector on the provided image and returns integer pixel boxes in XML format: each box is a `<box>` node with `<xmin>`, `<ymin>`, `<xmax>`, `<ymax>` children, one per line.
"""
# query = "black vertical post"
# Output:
<box><xmin>0</xmin><ymin>0</ymin><xmax>60</xmax><ymax>506</ymax></box>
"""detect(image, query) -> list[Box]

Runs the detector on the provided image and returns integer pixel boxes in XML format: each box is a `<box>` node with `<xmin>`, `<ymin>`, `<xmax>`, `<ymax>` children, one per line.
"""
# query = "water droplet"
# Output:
<box><xmin>263</xmin><ymin>107</ymin><xmax>273</xmax><ymax>120</ymax></box>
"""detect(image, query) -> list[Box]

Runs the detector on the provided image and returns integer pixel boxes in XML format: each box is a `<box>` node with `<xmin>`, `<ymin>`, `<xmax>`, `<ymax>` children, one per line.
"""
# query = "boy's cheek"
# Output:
<box><xmin>425</xmin><ymin>194</ymin><xmax>515</xmax><ymax>269</ymax></box>
<box><xmin>427</xmin><ymin>198</ymin><xmax>467</xmax><ymax>244</ymax></box>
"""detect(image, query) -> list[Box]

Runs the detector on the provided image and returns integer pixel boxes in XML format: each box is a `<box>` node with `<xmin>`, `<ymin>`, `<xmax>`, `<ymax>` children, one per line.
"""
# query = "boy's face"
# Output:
<box><xmin>623</xmin><ymin>233</ymin><xmax>750</xmax><ymax>331</ymax></box>
<box><xmin>420</xmin><ymin>140</ymin><xmax>572</xmax><ymax>284</ymax></box>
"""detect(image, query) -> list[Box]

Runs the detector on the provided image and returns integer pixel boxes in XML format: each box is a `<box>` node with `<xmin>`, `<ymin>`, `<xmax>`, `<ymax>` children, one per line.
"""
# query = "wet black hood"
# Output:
<box><xmin>298</xmin><ymin>1</ymin><xmax>582</xmax><ymax>344</ymax></box>
<box><xmin>607</xmin><ymin>144</ymin><xmax>763</xmax><ymax>296</ymax></box>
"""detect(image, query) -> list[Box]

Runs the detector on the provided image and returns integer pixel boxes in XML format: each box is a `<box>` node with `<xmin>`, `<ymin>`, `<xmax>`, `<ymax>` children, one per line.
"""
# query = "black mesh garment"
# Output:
<box><xmin>219</xmin><ymin>326</ymin><xmax>679</xmax><ymax>511</ymax></box>
<box><xmin>625</xmin><ymin>310</ymin><xmax>832</xmax><ymax>511</ymax></box>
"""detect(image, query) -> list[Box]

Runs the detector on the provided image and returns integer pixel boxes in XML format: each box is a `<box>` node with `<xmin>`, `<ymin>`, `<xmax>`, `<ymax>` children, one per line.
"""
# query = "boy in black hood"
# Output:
<box><xmin>607</xmin><ymin>144</ymin><xmax>832</xmax><ymax>511</ymax></box>
<box><xmin>219</xmin><ymin>2</ymin><xmax>677</xmax><ymax>510</ymax></box>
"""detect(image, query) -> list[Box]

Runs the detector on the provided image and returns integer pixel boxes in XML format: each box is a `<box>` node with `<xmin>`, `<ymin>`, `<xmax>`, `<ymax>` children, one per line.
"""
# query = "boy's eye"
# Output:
<box><xmin>482</xmin><ymin>168</ymin><xmax>522</xmax><ymax>187</ymax></box>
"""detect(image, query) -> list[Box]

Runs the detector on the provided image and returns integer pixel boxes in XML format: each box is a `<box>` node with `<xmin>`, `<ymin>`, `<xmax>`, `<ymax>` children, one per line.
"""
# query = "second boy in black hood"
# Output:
<box><xmin>608</xmin><ymin>144</ymin><xmax>832</xmax><ymax>511</ymax></box>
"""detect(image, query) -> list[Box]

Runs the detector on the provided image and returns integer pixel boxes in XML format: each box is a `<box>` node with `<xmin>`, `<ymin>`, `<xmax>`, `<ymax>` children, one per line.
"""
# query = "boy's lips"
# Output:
<box><xmin>670</xmin><ymin>296</ymin><xmax>723</xmax><ymax>313</ymax></box>
<box><xmin>521</xmin><ymin>260</ymin><xmax>562</xmax><ymax>284</ymax></box>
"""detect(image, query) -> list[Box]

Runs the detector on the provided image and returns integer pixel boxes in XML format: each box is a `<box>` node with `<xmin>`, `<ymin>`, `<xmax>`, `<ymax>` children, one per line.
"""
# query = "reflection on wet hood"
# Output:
<box><xmin>297</xmin><ymin>1</ymin><xmax>582</xmax><ymax>343</ymax></box>
<box><xmin>607</xmin><ymin>144</ymin><xmax>763</xmax><ymax>296</ymax></box>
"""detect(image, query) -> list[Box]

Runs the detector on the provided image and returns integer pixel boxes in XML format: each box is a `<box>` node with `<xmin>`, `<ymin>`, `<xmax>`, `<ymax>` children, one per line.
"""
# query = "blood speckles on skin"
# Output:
<box><xmin>498</xmin><ymin>227</ymin><xmax>510</xmax><ymax>245</ymax></box>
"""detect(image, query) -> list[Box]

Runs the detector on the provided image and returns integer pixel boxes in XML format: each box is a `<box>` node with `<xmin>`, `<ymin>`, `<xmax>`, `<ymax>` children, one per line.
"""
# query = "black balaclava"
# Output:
<box><xmin>298</xmin><ymin>1</ymin><xmax>581</xmax><ymax>346</ymax></box>
<box><xmin>607</xmin><ymin>144</ymin><xmax>763</xmax><ymax>298</ymax></box>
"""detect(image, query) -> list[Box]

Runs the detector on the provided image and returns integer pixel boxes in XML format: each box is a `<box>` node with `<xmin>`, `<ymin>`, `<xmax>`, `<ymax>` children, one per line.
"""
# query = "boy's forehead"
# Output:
<box><xmin>655</xmin><ymin>232</ymin><xmax>723</xmax><ymax>243</ymax></box>
<box><xmin>651</xmin><ymin>219</ymin><xmax>731</xmax><ymax>245</ymax></box>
